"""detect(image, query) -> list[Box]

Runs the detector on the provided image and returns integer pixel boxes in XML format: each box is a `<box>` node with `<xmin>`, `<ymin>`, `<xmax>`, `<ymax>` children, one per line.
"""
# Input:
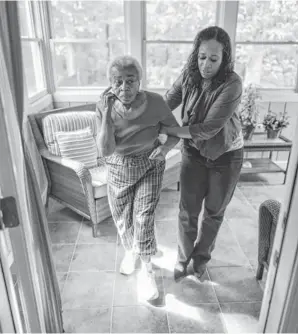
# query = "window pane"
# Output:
<box><xmin>235</xmin><ymin>44</ymin><xmax>298</xmax><ymax>88</ymax></box>
<box><xmin>18</xmin><ymin>2</ymin><xmax>33</xmax><ymax>38</ymax></box>
<box><xmin>146</xmin><ymin>1</ymin><xmax>217</xmax><ymax>41</ymax></box>
<box><xmin>236</xmin><ymin>0</ymin><xmax>298</xmax><ymax>42</ymax></box>
<box><xmin>146</xmin><ymin>43</ymin><xmax>192</xmax><ymax>87</ymax></box>
<box><xmin>21</xmin><ymin>42</ymin><xmax>46</xmax><ymax>97</ymax></box>
<box><xmin>51</xmin><ymin>1</ymin><xmax>124</xmax><ymax>40</ymax></box>
<box><xmin>53</xmin><ymin>42</ymin><xmax>125</xmax><ymax>87</ymax></box>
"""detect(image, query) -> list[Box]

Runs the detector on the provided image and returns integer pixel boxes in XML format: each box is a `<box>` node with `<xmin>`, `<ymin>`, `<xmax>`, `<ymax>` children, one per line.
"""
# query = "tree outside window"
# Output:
<box><xmin>145</xmin><ymin>0</ymin><xmax>217</xmax><ymax>88</ymax></box>
<box><xmin>235</xmin><ymin>0</ymin><xmax>298</xmax><ymax>89</ymax></box>
<box><xmin>51</xmin><ymin>0</ymin><xmax>125</xmax><ymax>88</ymax></box>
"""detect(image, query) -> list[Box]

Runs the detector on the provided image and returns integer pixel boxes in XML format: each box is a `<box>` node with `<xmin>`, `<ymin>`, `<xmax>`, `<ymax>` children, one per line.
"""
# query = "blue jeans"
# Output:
<box><xmin>177</xmin><ymin>144</ymin><xmax>244</xmax><ymax>272</ymax></box>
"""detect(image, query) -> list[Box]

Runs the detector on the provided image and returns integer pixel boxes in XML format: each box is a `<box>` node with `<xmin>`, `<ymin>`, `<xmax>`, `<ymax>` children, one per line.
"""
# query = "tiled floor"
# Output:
<box><xmin>47</xmin><ymin>172</ymin><xmax>286</xmax><ymax>333</ymax></box>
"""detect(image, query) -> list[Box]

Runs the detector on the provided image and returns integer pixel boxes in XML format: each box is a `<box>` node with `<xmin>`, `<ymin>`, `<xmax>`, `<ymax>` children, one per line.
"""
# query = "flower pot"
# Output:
<box><xmin>242</xmin><ymin>125</ymin><xmax>255</xmax><ymax>141</ymax></box>
<box><xmin>267</xmin><ymin>129</ymin><xmax>280</xmax><ymax>139</ymax></box>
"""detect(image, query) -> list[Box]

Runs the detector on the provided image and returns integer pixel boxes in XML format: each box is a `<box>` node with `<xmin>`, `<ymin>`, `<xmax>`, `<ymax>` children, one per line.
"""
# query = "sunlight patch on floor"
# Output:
<box><xmin>151</xmin><ymin>245</ymin><xmax>176</xmax><ymax>271</ymax></box>
<box><xmin>165</xmin><ymin>293</ymin><xmax>204</xmax><ymax>322</ymax></box>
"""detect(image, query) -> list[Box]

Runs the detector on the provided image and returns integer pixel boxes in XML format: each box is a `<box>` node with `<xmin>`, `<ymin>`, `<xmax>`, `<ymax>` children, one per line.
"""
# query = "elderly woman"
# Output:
<box><xmin>161</xmin><ymin>26</ymin><xmax>244</xmax><ymax>282</ymax></box>
<box><xmin>96</xmin><ymin>55</ymin><xmax>179</xmax><ymax>301</ymax></box>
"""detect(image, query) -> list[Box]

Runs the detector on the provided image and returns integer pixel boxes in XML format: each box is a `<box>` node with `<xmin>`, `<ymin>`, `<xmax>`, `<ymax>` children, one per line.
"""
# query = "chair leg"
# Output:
<box><xmin>256</xmin><ymin>263</ymin><xmax>264</xmax><ymax>280</ymax></box>
<box><xmin>92</xmin><ymin>224</ymin><xmax>101</xmax><ymax>238</ymax></box>
<box><xmin>177</xmin><ymin>181</ymin><xmax>180</xmax><ymax>191</ymax></box>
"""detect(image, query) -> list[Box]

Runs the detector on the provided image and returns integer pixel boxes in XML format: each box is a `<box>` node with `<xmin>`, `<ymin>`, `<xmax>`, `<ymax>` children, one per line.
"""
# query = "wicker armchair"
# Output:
<box><xmin>257</xmin><ymin>199</ymin><xmax>281</xmax><ymax>280</ymax></box>
<box><xmin>29</xmin><ymin>104</ymin><xmax>181</xmax><ymax>238</ymax></box>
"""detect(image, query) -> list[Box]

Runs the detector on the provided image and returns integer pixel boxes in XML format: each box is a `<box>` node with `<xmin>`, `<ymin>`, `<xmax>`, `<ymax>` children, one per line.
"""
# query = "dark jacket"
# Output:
<box><xmin>165</xmin><ymin>71</ymin><xmax>243</xmax><ymax>160</ymax></box>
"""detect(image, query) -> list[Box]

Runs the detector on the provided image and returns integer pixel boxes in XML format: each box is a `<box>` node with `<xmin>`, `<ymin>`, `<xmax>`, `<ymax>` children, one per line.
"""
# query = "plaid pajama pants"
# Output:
<box><xmin>106</xmin><ymin>149</ymin><xmax>165</xmax><ymax>257</ymax></box>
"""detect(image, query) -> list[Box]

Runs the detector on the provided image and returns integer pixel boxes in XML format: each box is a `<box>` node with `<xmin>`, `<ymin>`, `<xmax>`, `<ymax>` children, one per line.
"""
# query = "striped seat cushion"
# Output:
<box><xmin>42</xmin><ymin>111</ymin><xmax>97</xmax><ymax>156</ymax></box>
<box><xmin>55</xmin><ymin>127</ymin><xmax>98</xmax><ymax>168</ymax></box>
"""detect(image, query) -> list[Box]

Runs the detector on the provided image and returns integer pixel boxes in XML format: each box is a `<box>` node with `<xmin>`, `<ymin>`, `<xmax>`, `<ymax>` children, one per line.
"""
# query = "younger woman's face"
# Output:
<box><xmin>198</xmin><ymin>39</ymin><xmax>223</xmax><ymax>80</ymax></box>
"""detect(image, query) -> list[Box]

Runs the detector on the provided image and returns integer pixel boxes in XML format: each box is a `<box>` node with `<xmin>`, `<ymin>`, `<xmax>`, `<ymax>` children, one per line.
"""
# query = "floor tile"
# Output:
<box><xmin>70</xmin><ymin>244</ymin><xmax>116</xmax><ymax>272</ymax></box>
<box><xmin>259</xmin><ymin>172</ymin><xmax>286</xmax><ymax>185</ymax></box>
<box><xmin>155</xmin><ymin>204</ymin><xmax>179</xmax><ymax>221</ymax></box>
<box><xmin>238</xmin><ymin>174</ymin><xmax>266</xmax><ymax>185</ymax></box>
<box><xmin>113</xmin><ymin>269</ymin><xmax>165</xmax><ymax>307</ymax></box>
<box><xmin>112</xmin><ymin>305</ymin><xmax>169</xmax><ymax>333</ymax></box>
<box><xmin>62</xmin><ymin>307</ymin><xmax>111</xmax><ymax>333</ymax></box>
<box><xmin>62</xmin><ymin>271</ymin><xmax>115</xmax><ymax>309</ymax></box>
<box><xmin>265</xmin><ymin>185</ymin><xmax>286</xmax><ymax>201</ymax></box>
<box><xmin>49</xmin><ymin>182</ymin><xmax>282</xmax><ymax>334</ymax></box>
<box><xmin>227</xmin><ymin>218</ymin><xmax>259</xmax><ymax>263</ymax></box>
<box><xmin>209</xmin><ymin>223</ymin><xmax>250</xmax><ymax>267</ymax></box>
<box><xmin>220</xmin><ymin>302</ymin><xmax>262</xmax><ymax>333</ymax></box>
<box><xmin>225</xmin><ymin>196</ymin><xmax>257</xmax><ymax>221</ymax></box>
<box><xmin>167</xmin><ymin>302</ymin><xmax>226</xmax><ymax>333</ymax></box>
<box><xmin>159</xmin><ymin>188</ymin><xmax>180</xmax><ymax>205</ymax></box>
<box><xmin>239</xmin><ymin>186</ymin><xmax>280</xmax><ymax>210</ymax></box>
<box><xmin>52</xmin><ymin>244</ymin><xmax>75</xmax><ymax>272</ymax></box>
<box><xmin>163</xmin><ymin>270</ymin><xmax>217</xmax><ymax>305</ymax></box>
<box><xmin>208</xmin><ymin>267</ymin><xmax>263</xmax><ymax>303</ymax></box>
<box><xmin>48</xmin><ymin>222</ymin><xmax>81</xmax><ymax>244</ymax></box>
<box><xmin>155</xmin><ymin>220</ymin><xmax>178</xmax><ymax>247</ymax></box>
<box><xmin>78</xmin><ymin>217</ymin><xmax>117</xmax><ymax>244</ymax></box>
<box><xmin>47</xmin><ymin>206</ymin><xmax>83</xmax><ymax>224</ymax></box>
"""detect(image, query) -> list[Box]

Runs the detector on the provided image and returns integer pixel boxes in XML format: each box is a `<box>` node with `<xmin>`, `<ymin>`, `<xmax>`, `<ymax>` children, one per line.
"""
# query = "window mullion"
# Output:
<box><xmin>36</xmin><ymin>1</ymin><xmax>56</xmax><ymax>95</ymax></box>
<box><xmin>26</xmin><ymin>0</ymin><xmax>35</xmax><ymax>38</ymax></box>
<box><xmin>217</xmin><ymin>0</ymin><xmax>239</xmax><ymax>59</ymax></box>
<box><xmin>124</xmin><ymin>0</ymin><xmax>144</xmax><ymax>86</ymax></box>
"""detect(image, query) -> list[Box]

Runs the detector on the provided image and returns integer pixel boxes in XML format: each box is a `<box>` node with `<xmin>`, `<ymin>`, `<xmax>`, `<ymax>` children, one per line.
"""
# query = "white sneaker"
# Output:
<box><xmin>119</xmin><ymin>251</ymin><xmax>138</xmax><ymax>275</ymax></box>
<box><xmin>139</xmin><ymin>262</ymin><xmax>159</xmax><ymax>301</ymax></box>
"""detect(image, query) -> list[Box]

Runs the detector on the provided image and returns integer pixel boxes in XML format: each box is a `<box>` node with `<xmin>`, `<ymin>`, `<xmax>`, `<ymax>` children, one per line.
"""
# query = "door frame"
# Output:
<box><xmin>0</xmin><ymin>236</ymin><xmax>18</xmax><ymax>333</ymax></box>
<box><xmin>0</xmin><ymin>66</ymin><xmax>44</xmax><ymax>333</ymax></box>
<box><xmin>259</xmin><ymin>118</ymin><xmax>298</xmax><ymax>332</ymax></box>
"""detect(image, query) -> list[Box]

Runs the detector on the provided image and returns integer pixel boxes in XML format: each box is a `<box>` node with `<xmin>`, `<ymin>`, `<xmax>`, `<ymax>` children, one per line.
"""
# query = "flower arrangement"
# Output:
<box><xmin>263</xmin><ymin>110</ymin><xmax>289</xmax><ymax>131</ymax></box>
<box><xmin>239</xmin><ymin>83</ymin><xmax>261</xmax><ymax>140</ymax></box>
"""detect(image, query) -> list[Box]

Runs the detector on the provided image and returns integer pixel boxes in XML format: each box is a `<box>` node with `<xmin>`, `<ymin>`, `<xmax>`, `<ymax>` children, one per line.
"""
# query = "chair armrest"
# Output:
<box><xmin>41</xmin><ymin>149</ymin><xmax>97</xmax><ymax>222</ymax></box>
<box><xmin>40</xmin><ymin>149</ymin><xmax>89</xmax><ymax>179</ymax></box>
<box><xmin>258</xmin><ymin>199</ymin><xmax>281</xmax><ymax>265</ymax></box>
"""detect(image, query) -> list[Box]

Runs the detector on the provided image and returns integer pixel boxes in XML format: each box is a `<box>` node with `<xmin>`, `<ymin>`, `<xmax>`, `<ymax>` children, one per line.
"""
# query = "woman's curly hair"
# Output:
<box><xmin>183</xmin><ymin>26</ymin><xmax>234</xmax><ymax>89</ymax></box>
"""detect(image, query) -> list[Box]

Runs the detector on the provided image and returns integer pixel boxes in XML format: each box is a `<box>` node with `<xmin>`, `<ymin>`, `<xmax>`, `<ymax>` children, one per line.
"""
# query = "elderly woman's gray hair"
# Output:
<box><xmin>107</xmin><ymin>55</ymin><xmax>143</xmax><ymax>82</ymax></box>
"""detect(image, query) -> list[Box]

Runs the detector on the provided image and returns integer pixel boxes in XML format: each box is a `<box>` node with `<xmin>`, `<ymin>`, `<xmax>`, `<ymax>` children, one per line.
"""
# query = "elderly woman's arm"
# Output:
<box><xmin>96</xmin><ymin>95</ymin><xmax>116</xmax><ymax>157</ymax></box>
<box><xmin>162</xmin><ymin>77</ymin><xmax>242</xmax><ymax>140</ymax></box>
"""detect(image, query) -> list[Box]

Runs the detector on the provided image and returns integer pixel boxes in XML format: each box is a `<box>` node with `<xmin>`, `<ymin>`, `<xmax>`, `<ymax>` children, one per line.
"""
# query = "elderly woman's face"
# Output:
<box><xmin>198</xmin><ymin>39</ymin><xmax>223</xmax><ymax>80</ymax></box>
<box><xmin>110</xmin><ymin>66</ymin><xmax>140</xmax><ymax>105</ymax></box>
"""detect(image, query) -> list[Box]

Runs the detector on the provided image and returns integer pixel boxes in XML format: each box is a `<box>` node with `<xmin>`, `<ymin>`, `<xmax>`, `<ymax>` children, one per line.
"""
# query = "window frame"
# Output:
<box><xmin>142</xmin><ymin>0</ymin><xmax>220</xmax><ymax>90</ymax></box>
<box><xmin>234</xmin><ymin>1</ymin><xmax>298</xmax><ymax>92</ymax></box>
<box><xmin>19</xmin><ymin>1</ymin><xmax>48</xmax><ymax>103</ymax></box>
<box><xmin>21</xmin><ymin>0</ymin><xmax>298</xmax><ymax>105</ymax></box>
<box><xmin>47</xmin><ymin>0</ymin><xmax>126</xmax><ymax>91</ymax></box>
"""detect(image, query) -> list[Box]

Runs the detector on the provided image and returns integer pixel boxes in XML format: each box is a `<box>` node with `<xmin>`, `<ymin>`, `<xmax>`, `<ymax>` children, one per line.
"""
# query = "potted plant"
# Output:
<box><xmin>263</xmin><ymin>109</ymin><xmax>289</xmax><ymax>139</ymax></box>
<box><xmin>239</xmin><ymin>83</ymin><xmax>261</xmax><ymax>140</ymax></box>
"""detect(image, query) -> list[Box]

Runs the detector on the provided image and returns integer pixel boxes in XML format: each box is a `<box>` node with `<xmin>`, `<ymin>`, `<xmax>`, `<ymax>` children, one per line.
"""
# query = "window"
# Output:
<box><xmin>50</xmin><ymin>1</ymin><xmax>125</xmax><ymax>88</ymax></box>
<box><xmin>18</xmin><ymin>2</ymin><xmax>46</xmax><ymax>99</ymax></box>
<box><xmin>235</xmin><ymin>0</ymin><xmax>298</xmax><ymax>89</ymax></box>
<box><xmin>144</xmin><ymin>1</ymin><xmax>217</xmax><ymax>88</ymax></box>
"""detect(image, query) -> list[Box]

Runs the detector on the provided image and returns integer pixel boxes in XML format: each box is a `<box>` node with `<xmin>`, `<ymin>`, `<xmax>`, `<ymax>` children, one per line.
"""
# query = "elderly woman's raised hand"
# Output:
<box><xmin>102</xmin><ymin>87</ymin><xmax>117</xmax><ymax>112</ymax></box>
